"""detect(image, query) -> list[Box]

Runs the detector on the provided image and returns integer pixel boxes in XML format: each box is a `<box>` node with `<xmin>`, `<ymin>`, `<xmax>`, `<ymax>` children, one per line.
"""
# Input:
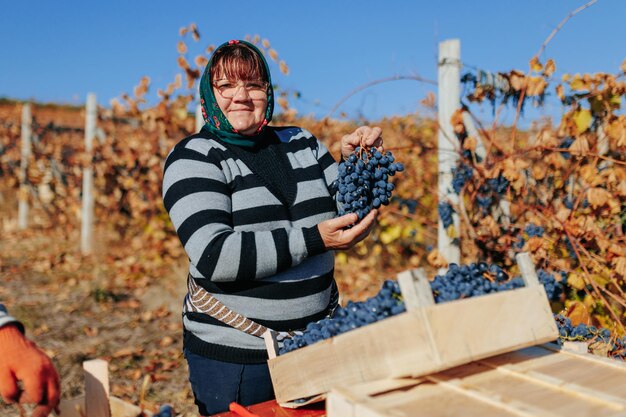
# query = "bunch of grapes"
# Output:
<box><xmin>438</xmin><ymin>202</ymin><xmax>454</xmax><ymax>228</ymax></box>
<box><xmin>516</xmin><ymin>223</ymin><xmax>546</xmax><ymax>249</ymax></box>
<box><xmin>451</xmin><ymin>163</ymin><xmax>473</xmax><ymax>193</ymax></box>
<box><xmin>552</xmin><ymin>314</ymin><xmax>626</xmax><ymax>361</ymax></box>
<box><xmin>278</xmin><ymin>263</ymin><xmax>564</xmax><ymax>355</ymax></box>
<box><xmin>336</xmin><ymin>147</ymin><xmax>404</xmax><ymax>220</ymax></box>
<box><xmin>487</xmin><ymin>175</ymin><xmax>509</xmax><ymax>195</ymax></box>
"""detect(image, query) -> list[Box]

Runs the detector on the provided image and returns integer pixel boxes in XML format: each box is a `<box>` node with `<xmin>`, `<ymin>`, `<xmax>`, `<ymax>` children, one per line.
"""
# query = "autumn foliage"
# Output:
<box><xmin>1</xmin><ymin>25</ymin><xmax>625</xmax><ymax>338</ymax></box>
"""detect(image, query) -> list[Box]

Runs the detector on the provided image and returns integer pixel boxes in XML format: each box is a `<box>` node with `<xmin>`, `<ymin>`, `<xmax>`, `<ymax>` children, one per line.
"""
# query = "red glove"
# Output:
<box><xmin>0</xmin><ymin>324</ymin><xmax>60</xmax><ymax>417</ymax></box>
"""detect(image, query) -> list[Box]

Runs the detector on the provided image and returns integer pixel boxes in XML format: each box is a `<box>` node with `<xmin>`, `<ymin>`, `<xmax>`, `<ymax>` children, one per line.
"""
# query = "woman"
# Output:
<box><xmin>162</xmin><ymin>40</ymin><xmax>382</xmax><ymax>415</ymax></box>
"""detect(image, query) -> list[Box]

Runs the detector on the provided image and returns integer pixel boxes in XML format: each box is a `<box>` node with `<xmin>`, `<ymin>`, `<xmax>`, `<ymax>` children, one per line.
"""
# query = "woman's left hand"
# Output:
<box><xmin>341</xmin><ymin>126</ymin><xmax>383</xmax><ymax>160</ymax></box>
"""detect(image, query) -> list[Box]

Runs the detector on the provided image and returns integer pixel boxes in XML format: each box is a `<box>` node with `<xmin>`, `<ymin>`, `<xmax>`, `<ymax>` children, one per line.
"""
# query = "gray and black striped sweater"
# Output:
<box><xmin>162</xmin><ymin>126</ymin><xmax>339</xmax><ymax>363</ymax></box>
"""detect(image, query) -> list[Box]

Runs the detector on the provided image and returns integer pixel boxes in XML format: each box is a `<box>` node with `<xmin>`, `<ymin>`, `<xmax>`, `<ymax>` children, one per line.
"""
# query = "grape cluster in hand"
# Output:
<box><xmin>337</xmin><ymin>147</ymin><xmax>404</xmax><ymax>220</ymax></box>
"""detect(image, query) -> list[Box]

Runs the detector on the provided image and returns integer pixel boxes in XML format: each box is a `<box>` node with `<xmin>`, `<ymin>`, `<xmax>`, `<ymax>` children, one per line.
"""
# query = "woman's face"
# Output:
<box><xmin>213</xmin><ymin>75</ymin><xmax>268</xmax><ymax>136</ymax></box>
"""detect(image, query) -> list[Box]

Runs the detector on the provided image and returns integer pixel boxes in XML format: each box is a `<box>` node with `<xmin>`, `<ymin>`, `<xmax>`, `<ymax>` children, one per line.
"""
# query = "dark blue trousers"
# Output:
<box><xmin>184</xmin><ymin>349</ymin><xmax>275</xmax><ymax>416</ymax></box>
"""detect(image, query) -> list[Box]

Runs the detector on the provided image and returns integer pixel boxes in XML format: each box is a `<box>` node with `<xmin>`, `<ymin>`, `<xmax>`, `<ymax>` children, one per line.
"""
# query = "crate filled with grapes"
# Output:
<box><xmin>264</xmin><ymin>253</ymin><xmax>559</xmax><ymax>406</ymax></box>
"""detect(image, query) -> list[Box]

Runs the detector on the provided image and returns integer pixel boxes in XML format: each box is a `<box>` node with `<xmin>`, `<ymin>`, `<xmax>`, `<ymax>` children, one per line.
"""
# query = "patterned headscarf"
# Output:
<box><xmin>199</xmin><ymin>40</ymin><xmax>274</xmax><ymax>147</ymax></box>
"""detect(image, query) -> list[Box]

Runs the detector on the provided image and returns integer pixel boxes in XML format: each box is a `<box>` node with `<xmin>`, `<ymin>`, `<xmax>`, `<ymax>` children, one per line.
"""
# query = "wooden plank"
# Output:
<box><xmin>478</xmin><ymin>357</ymin><xmax>626</xmax><ymax>410</ymax></box>
<box><xmin>264</xmin><ymin>329</ymin><xmax>279</xmax><ymax>360</ymax></box>
<box><xmin>397</xmin><ymin>270</ymin><xmax>421</xmax><ymax>311</ymax></box>
<box><xmin>413</xmin><ymin>269</ymin><xmax>435</xmax><ymax>307</ymax></box>
<box><xmin>424</xmin><ymin>286</ymin><xmax>558</xmax><ymax>365</ymax></box>
<box><xmin>515</xmin><ymin>252</ymin><xmax>540</xmax><ymax>287</ymax></box>
<box><xmin>84</xmin><ymin>359</ymin><xmax>111</xmax><ymax>417</ymax></box>
<box><xmin>397</xmin><ymin>268</ymin><xmax>435</xmax><ymax>310</ymax></box>
<box><xmin>425</xmin><ymin>374</ymin><xmax>549</xmax><ymax>417</ymax></box>
<box><xmin>269</xmin><ymin>285</ymin><xmax>557</xmax><ymax>404</ymax></box>
<box><xmin>328</xmin><ymin>345</ymin><xmax>626</xmax><ymax>417</ymax></box>
<box><xmin>269</xmin><ymin>311</ymin><xmax>436</xmax><ymax>403</ymax></box>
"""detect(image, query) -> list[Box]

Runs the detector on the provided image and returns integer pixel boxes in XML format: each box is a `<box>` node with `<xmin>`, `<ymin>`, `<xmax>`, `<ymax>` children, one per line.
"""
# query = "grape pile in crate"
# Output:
<box><xmin>336</xmin><ymin>147</ymin><xmax>404</xmax><ymax>220</ymax></box>
<box><xmin>278</xmin><ymin>263</ymin><xmax>564</xmax><ymax>355</ymax></box>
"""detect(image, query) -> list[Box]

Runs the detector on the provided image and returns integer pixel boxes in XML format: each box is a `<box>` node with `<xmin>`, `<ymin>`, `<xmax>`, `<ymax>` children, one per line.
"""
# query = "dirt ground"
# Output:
<box><xmin>0</xmin><ymin>213</ymin><xmax>197</xmax><ymax>416</ymax></box>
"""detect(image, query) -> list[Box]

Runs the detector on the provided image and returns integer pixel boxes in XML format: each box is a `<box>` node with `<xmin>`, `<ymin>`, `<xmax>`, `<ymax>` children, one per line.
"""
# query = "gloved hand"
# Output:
<box><xmin>0</xmin><ymin>324</ymin><xmax>60</xmax><ymax>417</ymax></box>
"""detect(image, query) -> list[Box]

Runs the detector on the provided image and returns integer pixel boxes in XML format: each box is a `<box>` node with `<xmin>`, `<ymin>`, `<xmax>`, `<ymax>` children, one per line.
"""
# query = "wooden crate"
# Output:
<box><xmin>265</xmin><ymin>253</ymin><xmax>559</xmax><ymax>406</ymax></box>
<box><xmin>59</xmin><ymin>359</ymin><xmax>143</xmax><ymax>417</ymax></box>
<box><xmin>327</xmin><ymin>343</ymin><xmax>626</xmax><ymax>417</ymax></box>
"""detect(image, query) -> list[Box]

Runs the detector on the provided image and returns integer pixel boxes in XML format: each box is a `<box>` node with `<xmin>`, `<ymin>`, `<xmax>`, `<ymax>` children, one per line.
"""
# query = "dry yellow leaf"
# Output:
<box><xmin>463</xmin><ymin>136</ymin><xmax>477</xmax><ymax>151</ymax></box>
<box><xmin>556</xmin><ymin>84</ymin><xmax>565</xmax><ymax>101</ymax></box>
<box><xmin>269</xmin><ymin>49</ymin><xmax>279</xmax><ymax>62</ymax></box>
<box><xmin>509</xmin><ymin>70</ymin><xmax>525</xmax><ymax>91</ymax></box>
<box><xmin>526</xmin><ymin>77</ymin><xmax>547</xmax><ymax>96</ymax></box>
<box><xmin>606</xmin><ymin>116</ymin><xmax>626</xmax><ymax>147</ymax></box>
<box><xmin>570</xmin><ymin>74</ymin><xmax>589</xmax><ymax>91</ymax></box>
<box><xmin>529</xmin><ymin>56</ymin><xmax>543</xmax><ymax>72</ymax></box>
<box><xmin>478</xmin><ymin>215</ymin><xmax>500</xmax><ymax>238</ymax></box>
<box><xmin>525</xmin><ymin>236</ymin><xmax>544</xmax><ymax>252</ymax></box>
<box><xmin>567</xmin><ymin>301</ymin><xmax>590</xmax><ymax>326</ymax></box>
<box><xmin>613</xmin><ymin>257</ymin><xmax>626</xmax><ymax>277</ymax></box>
<box><xmin>427</xmin><ymin>249</ymin><xmax>448</xmax><ymax>269</ymax></box>
<box><xmin>177</xmin><ymin>41</ymin><xmax>187</xmax><ymax>54</ymax></box>
<box><xmin>543</xmin><ymin>58</ymin><xmax>556</xmax><ymax>77</ymax></box>
<box><xmin>586</xmin><ymin>187</ymin><xmax>611</xmax><ymax>208</ymax></box>
<box><xmin>531</xmin><ymin>161</ymin><xmax>548</xmax><ymax>180</ymax></box>
<box><xmin>194</xmin><ymin>55</ymin><xmax>209</xmax><ymax>68</ymax></box>
<box><xmin>573</xmin><ymin>109</ymin><xmax>592</xmax><ymax>134</ymax></box>
<box><xmin>570</xmin><ymin>135</ymin><xmax>589</xmax><ymax>155</ymax></box>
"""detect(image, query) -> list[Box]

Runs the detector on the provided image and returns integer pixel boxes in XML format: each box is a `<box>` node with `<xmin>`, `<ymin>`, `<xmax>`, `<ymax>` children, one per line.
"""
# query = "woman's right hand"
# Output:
<box><xmin>318</xmin><ymin>209</ymin><xmax>378</xmax><ymax>250</ymax></box>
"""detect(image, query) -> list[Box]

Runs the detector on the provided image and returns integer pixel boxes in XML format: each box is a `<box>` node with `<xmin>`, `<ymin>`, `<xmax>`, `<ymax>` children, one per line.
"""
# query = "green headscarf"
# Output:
<box><xmin>199</xmin><ymin>40</ymin><xmax>274</xmax><ymax>148</ymax></box>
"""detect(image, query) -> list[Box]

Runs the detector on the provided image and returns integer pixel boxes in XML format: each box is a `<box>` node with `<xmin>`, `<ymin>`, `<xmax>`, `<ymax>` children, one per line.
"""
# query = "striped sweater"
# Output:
<box><xmin>162</xmin><ymin>126</ymin><xmax>339</xmax><ymax>363</ymax></box>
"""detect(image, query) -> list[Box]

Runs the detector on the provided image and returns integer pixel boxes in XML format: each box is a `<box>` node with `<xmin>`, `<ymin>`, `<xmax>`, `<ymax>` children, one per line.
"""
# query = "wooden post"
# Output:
<box><xmin>83</xmin><ymin>359</ymin><xmax>111</xmax><ymax>417</ymax></box>
<box><xmin>437</xmin><ymin>39</ymin><xmax>461</xmax><ymax>270</ymax></box>
<box><xmin>18</xmin><ymin>103</ymin><xmax>32</xmax><ymax>230</ymax></box>
<box><xmin>81</xmin><ymin>93</ymin><xmax>96</xmax><ymax>255</ymax></box>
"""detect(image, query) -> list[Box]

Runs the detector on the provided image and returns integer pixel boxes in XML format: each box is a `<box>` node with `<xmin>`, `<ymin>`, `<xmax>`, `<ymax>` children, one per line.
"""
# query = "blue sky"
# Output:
<box><xmin>1</xmin><ymin>1</ymin><xmax>624</xmax><ymax>125</ymax></box>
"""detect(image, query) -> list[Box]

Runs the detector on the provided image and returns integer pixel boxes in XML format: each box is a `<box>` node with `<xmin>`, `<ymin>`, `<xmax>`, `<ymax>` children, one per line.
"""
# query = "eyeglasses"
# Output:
<box><xmin>212</xmin><ymin>79</ymin><xmax>268</xmax><ymax>99</ymax></box>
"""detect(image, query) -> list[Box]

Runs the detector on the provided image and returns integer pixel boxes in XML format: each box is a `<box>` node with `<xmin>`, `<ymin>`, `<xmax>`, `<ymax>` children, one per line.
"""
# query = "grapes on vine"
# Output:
<box><xmin>336</xmin><ymin>147</ymin><xmax>404</xmax><ymax>220</ymax></box>
<box><xmin>438</xmin><ymin>201</ymin><xmax>454</xmax><ymax>228</ymax></box>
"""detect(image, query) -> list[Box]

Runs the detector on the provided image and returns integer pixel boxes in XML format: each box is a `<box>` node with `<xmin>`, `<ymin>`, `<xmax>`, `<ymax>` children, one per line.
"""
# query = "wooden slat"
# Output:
<box><xmin>328</xmin><ymin>345</ymin><xmax>626</xmax><ymax>417</ymax></box>
<box><xmin>477</xmin><ymin>358</ymin><xmax>626</xmax><ymax>410</ymax></box>
<box><xmin>516</xmin><ymin>252</ymin><xmax>540</xmax><ymax>287</ymax></box>
<box><xmin>84</xmin><ymin>359</ymin><xmax>111</xmax><ymax>417</ymax></box>
<box><xmin>264</xmin><ymin>329</ymin><xmax>279</xmax><ymax>360</ymax></box>
<box><xmin>426</xmin><ymin>374</ymin><xmax>552</xmax><ymax>417</ymax></box>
